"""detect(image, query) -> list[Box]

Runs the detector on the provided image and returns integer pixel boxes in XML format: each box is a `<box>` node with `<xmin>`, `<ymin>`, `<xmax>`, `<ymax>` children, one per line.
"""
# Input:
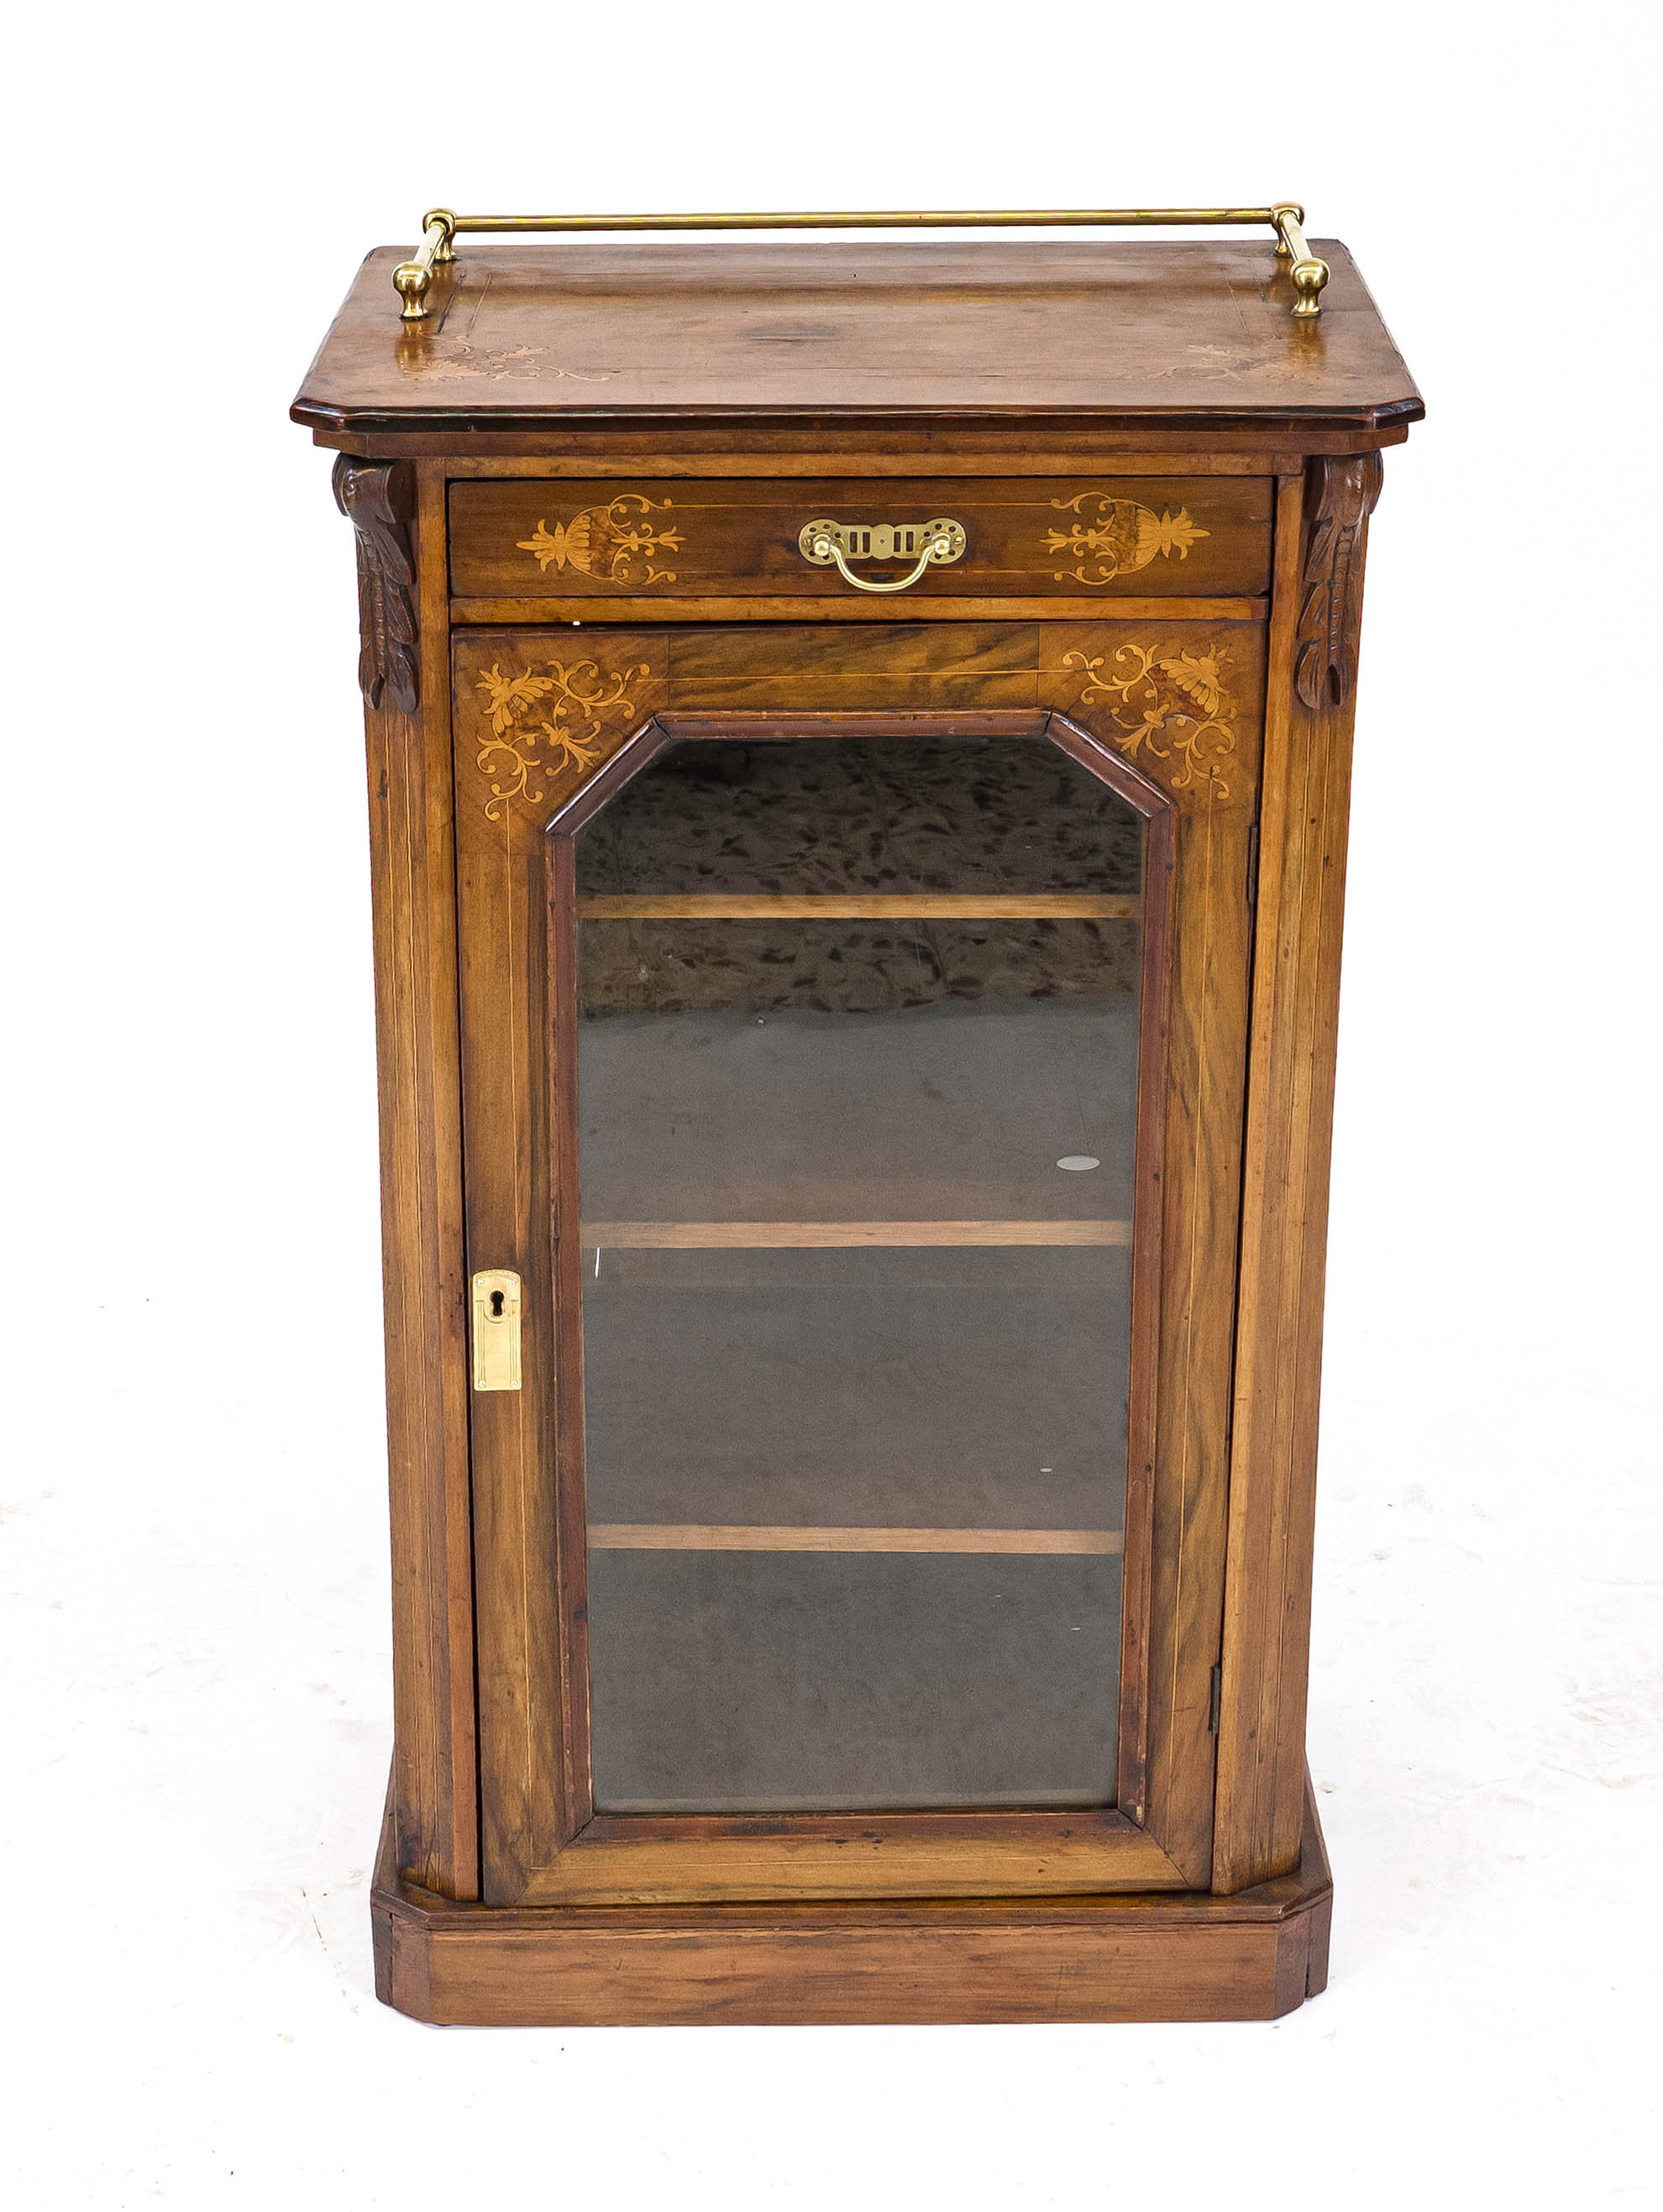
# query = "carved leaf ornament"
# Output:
<box><xmin>333</xmin><ymin>456</ymin><xmax>419</xmax><ymax>712</ymax></box>
<box><xmin>1294</xmin><ymin>454</ymin><xmax>1383</xmax><ymax>710</ymax></box>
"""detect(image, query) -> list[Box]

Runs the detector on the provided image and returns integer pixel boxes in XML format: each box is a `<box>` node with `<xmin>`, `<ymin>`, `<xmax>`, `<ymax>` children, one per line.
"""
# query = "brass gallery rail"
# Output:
<box><xmin>393</xmin><ymin>203</ymin><xmax>1330</xmax><ymax>322</ymax></box>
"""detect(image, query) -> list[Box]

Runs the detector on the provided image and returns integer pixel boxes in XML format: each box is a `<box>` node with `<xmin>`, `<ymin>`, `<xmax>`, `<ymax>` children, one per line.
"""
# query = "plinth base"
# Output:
<box><xmin>371</xmin><ymin>1785</ymin><xmax>1331</xmax><ymax>2026</ymax></box>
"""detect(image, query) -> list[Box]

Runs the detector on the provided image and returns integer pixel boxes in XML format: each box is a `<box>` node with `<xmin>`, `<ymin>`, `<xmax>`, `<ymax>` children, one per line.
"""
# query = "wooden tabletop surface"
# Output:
<box><xmin>292</xmin><ymin>238</ymin><xmax>1422</xmax><ymax>442</ymax></box>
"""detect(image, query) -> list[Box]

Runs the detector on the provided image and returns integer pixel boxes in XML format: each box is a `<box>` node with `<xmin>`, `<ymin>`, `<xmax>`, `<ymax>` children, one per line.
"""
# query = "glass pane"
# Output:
<box><xmin>575</xmin><ymin>733</ymin><xmax>1142</xmax><ymax>1814</ymax></box>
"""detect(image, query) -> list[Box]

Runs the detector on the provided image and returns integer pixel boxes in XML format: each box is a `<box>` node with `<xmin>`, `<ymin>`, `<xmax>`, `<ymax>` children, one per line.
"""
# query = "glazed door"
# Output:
<box><xmin>454</xmin><ymin>621</ymin><xmax>1261</xmax><ymax>1905</ymax></box>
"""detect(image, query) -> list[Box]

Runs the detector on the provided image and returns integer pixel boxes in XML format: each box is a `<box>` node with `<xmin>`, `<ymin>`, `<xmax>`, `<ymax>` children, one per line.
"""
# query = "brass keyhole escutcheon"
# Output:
<box><xmin>471</xmin><ymin>1269</ymin><xmax>523</xmax><ymax>1392</ymax></box>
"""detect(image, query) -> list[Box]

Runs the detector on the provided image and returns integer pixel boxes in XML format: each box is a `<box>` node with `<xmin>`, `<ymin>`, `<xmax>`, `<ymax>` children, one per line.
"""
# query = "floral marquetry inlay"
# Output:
<box><xmin>516</xmin><ymin>495</ymin><xmax>685</xmax><ymax>587</ymax></box>
<box><xmin>1062</xmin><ymin>643</ymin><xmax>1239</xmax><ymax>799</ymax></box>
<box><xmin>474</xmin><ymin>658</ymin><xmax>651</xmax><ymax>821</ymax></box>
<box><xmin>1045</xmin><ymin>496</ymin><xmax>1209</xmax><ymax>588</ymax></box>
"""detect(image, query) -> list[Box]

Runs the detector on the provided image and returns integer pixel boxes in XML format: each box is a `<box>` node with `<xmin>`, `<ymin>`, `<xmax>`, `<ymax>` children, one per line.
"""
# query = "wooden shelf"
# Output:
<box><xmin>581</xmin><ymin>1219</ymin><xmax>1133</xmax><ymax>1248</ymax></box>
<box><xmin>578</xmin><ymin>894</ymin><xmax>1140</xmax><ymax>920</ymax></box>
<box><xmin>589</xmin><ymin>1524</ymin><xmax>1125</xmax><ymax>1554</ymax></box>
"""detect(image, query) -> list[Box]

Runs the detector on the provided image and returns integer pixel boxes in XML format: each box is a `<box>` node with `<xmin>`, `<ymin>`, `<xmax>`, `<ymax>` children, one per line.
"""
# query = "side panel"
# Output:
<box><xmin>1214</xmin><ymin>457</ymin><xmax>1383</xmax><ymax>1890</ymax></box>
<box><xmin>349</xmin><ymin>459</ymin><xmax>478</xmax><ymax>1896</ymax></box>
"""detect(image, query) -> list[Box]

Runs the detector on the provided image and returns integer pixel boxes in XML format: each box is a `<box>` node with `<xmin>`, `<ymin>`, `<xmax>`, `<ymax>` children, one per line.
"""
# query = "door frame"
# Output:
<box><xmin>454</xmin><ymin>631</ymin><xmax>1262</xmax><ymax>1906</ymax></box>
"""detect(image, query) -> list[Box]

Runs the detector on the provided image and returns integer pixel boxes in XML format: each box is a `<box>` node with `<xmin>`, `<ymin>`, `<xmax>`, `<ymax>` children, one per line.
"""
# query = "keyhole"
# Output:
<box><xmin>489</xmin><ymin>1289</ymin><xmax>505</xmax><ymax>1318</ymax></box>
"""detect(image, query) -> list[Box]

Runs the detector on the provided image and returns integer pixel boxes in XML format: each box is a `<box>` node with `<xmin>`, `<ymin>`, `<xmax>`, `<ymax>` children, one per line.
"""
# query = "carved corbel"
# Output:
<box><xmin>1294</xmin><ymin>453</ymin><xmax>1383</xmax><ymax>712</ymax></box>
<box><xmin>332</xmin><ymin>455</ymin><xmax>420</xmax><ymax>714</ymax></box>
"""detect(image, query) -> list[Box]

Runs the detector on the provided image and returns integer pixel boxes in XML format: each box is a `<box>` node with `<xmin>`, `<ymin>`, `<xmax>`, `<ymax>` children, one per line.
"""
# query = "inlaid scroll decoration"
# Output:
<box><xmin>332</xmin><ymin>456</ymin><xmax>419</xmax><ymax>713</ymax></box>
<box><xmin>1295</xmin><ymin>453</ymin><xmax>1383</xmax><ymax>710</ymax></box>
<box><xmin>1045</xmin><ymin>495</ymin><xmax>1209</xmax><ymax>588</ymax></box>
<box><xmin>516</xmin><ymin>495</ymin><xmax>685</xmax><ymax>586</ymax></box>
<box><xmin>1062</xmin><ymin>644</ymin><xmax>1238</xmax><ymax>799</ymax></box>
<box><xmin>474</xmin><ymin>658</ymin><xmax>650</xmax><ymax>820</ymax></box>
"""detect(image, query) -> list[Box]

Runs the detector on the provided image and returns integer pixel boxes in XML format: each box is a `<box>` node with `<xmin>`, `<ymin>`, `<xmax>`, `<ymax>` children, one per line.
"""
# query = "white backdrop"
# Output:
<box><xmin>4</xmin><ymin>3</ymin><xmax>1660</xmax><ymax>2204</ymax></box>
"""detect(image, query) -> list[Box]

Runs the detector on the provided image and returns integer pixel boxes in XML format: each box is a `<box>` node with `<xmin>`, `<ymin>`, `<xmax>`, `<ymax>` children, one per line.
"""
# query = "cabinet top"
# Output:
<box><xmin>291</xmin><ymin>239</ymin><xmax>1422</xmax><ymax>447</ymax></box>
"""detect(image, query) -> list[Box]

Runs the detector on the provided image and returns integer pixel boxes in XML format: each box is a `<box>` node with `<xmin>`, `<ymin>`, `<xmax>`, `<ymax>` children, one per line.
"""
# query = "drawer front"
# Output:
<box><xmin>448</xmin><ymin>478</ymin><xmax>1272</xmax><ymax>602</ymax></box>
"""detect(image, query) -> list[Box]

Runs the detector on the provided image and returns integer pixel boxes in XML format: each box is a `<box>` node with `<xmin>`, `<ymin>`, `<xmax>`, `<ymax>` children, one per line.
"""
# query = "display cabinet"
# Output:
<box><xmin>293</xmin><ymin>207</ymin><xmax>1421</xmax><ymax>2023</ymax></box>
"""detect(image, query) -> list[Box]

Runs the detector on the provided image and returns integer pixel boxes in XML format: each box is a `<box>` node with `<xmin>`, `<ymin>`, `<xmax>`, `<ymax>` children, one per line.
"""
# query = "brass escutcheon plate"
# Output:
<box><xmin>471</xmin><ymin>1268</ymin><xmax>523</xmax><ymax>1391</ymax></box>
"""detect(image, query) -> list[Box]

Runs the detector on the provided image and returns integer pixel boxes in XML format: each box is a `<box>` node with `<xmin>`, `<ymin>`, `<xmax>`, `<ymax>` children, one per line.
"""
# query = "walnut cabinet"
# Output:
<box><xmin>293</xmin><ymin>223</ymin><xmax>1421</xmax><ymax>2024</ymax></box>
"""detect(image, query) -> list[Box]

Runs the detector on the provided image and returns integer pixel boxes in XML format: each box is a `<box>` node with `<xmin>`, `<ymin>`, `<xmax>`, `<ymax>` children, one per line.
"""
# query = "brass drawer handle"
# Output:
<box><xmin>798</xmin><ymin>516</ymin><xmax>967</xmax><ymax>595</ymax></box>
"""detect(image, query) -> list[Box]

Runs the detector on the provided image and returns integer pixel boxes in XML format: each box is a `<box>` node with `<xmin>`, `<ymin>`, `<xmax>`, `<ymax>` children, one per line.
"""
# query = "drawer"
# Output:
<box><xmin>448</xmin><ymin>477</ymin><xmax>1272</xmax><ymax>603</ymax></box>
